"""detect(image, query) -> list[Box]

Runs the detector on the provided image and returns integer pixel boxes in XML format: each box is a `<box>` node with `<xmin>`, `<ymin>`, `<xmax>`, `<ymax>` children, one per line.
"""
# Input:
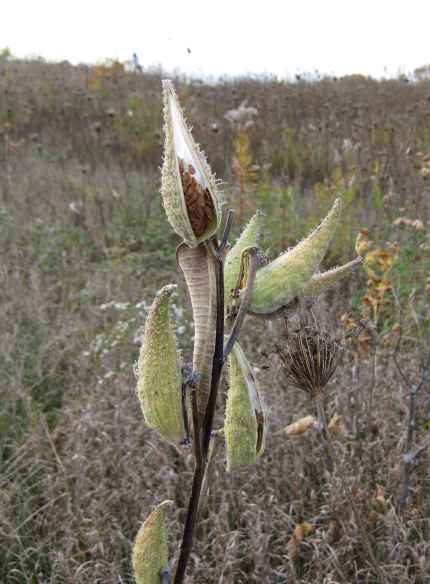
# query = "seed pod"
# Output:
<box><xmin>137</xmin><ymin>285</ymin><xmax>185</xmax><ymax>445</ymax></box>
<box><xmin>302</xmin><ymin>256</ymin><xmax>362</xmax><ymax>298</ymax></box>
<box><xmin>161</xmin><ymin>80</ymin><xmax>222</xmax><ymax>247</ymax></box>
<box><xmin>132</xmin><ymin>500</ymin><xmax>172</xmax><ymax>584</ymax></box>
<box><xmin>176</xmin><ymin>243</ymin><xmax>217</xmax><ymax>419</ymax></box>
<box><xmin>225</xmin><ymin>342</ymin><xmax>266</xmax><ymax>472</ymax></box>
<box><xmin>224</xmin><ymin>210</ymin><xmax>265</xmax><ymax>311</ymax></box>
<box><xmin>248</xmin><ymin>198</ymin><xmax>341</xmax><ymax>315</ymax></box>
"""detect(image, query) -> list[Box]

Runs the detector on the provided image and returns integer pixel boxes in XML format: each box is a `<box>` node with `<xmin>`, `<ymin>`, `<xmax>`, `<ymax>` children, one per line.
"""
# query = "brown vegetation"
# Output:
<box><xmin>1</xmin><ymin>58</ymin><xmax>430</xmax><ymax>582</ymax></box>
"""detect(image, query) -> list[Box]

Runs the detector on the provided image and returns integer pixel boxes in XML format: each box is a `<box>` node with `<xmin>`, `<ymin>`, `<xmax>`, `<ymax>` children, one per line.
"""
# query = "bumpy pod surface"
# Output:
<box><xmin>224</xmin><ymin>210</ymin><xmax>265</xmax><ymax>311</ymax></box>
<box><xmin>137</xmin><ymin>285</ymin><xmax>184</xmax><ymax>445</ymax></box>
<box><xmin>225</xmin><ymin>342</ymin><xmax>266</xmax><ymax>472</ymax></box>
<box><xmin>132</xmin><ymin>500</ymin><xmax>172</xmax><ymax>584</ymax></box>
<box><xmin>161</xmin><ymin>80</ymin><xmax>222</xmax><ymax>247</ymax></box>
<box><xmin>302</xmin><ymin>256</ymin><xmax>363</xmax><ymax>298</ymax></box>
<box><xmin>248</xmin><ymin>198</ymin><xmax>341</xmax><ymax>315</ymax></box>
<box><xmin>177</xmin><ymin>243</ymin><xmax>217</xmax><ymax>418</ymax></box>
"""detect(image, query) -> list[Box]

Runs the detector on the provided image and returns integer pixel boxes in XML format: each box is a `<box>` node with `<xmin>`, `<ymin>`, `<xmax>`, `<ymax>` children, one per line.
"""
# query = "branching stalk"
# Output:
<box><xmin>173</xmin><ymin>239</ymin><xmax>224</xmax><ymax>584</ymax></box>
<box><xmin>398</xmin><ymin>348</ymin><xmax>430</xmax><ymax>512</ymax></box>
<box><xmin>223</xmin><ymin>246</ymin><xmax>259</xmax><ymax>364</ymax></box>
<box><xmin>314</xmin><ymin>395</ymin><xmax>387</xmax><ymax>584</ymax></box>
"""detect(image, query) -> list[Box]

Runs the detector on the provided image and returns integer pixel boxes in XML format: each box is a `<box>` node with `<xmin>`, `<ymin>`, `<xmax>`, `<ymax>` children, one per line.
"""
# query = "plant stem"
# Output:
<box><xmin>314</xmin><ymin>395</ymin><xmax>387</xmax><ymax>584</ymax></box>
<box><xmin>398</xmin><ymin>348</ymin><xmax>430</xmax><ymax>512</ymax></box>
<box><xmin>223</xmin><ymin>246</ymin><xmax>259</xmax><ymax>364</ymax></box>
<box><xmin>160</xmin><ymin>569</ymin><xmax>172</xmax><ymax>583</ymax></box>
<box><xmin>173</xmin><ymin>240</ymin><xmax>224</xmax><ymax>584</ymax></box>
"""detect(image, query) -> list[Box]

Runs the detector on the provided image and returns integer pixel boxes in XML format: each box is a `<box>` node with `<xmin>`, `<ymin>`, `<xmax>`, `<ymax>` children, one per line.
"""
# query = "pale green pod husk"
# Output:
<box><xmin>161</xmin><ymin>80</ymin><xmax>222</xmax><ymax>247</ymax></box>
<box><xmin>224</xmin><ymin>210</ymin><xmax>265</xmax><ymax>310</ymax></box>
<box><xmin>177</xmin><ymin>243</ymin><xmax>217</xmax><ymax>419</ymax></box>
<box><xmin>137</xmin><ymin>285</ymin><xmax>184</xmax><ymax>445</ymax></box>
<box><xmin>132</xmin><ymin>500</ymin><xmax>172</xmax><ymax>584</ymax></box>
<box><xmin>248</xmin><ymin>198</ymin><xmax>341</xmax><ymax>315</ymax></box>
<box><xmin>225</xmin><ymin>342</ymin><xmax>266</xmax><ymax>472</ymax></box>
<box><xmin>302</xmin><ymin>256</ymin><xmax>363</xmax><ymax>298</ymax></box>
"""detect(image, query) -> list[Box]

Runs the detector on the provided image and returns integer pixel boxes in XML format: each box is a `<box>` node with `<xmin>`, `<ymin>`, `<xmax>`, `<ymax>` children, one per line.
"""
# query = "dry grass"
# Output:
<box><xmin>1</xmin><ymin>59</ymin><xmax>430</xmax><ymax>583</ymax></box>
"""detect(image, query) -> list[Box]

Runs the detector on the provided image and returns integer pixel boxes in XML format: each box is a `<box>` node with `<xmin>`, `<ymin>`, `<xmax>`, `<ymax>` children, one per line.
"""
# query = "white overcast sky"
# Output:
<box><xmin>2</xmin><ymin>0</ymin><xmax>429</xmax><ymax>79</ymax></box>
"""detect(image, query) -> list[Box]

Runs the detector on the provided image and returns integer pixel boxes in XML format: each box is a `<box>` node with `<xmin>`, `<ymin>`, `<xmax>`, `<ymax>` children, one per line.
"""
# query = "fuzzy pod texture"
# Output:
<box><xmin>132</xmin><ymin>500</ymin><xmax>172</xmax><ymax>584</ymax></box>
<box><xmin>161</xmin><ymin>80</ymin><xmax>222</xmax><ymax>247</ymax></box>
<box><xmin>177</xmin><ymin>243</ymin><xmax>217</xmax><ymax>418</ymax></box>
<box><xmin>225</xmin><ymin>342</ymin><xmax>266</xmax><ymax>472</ymax></box>
<box><xmin>224</xmin><ymin>210</ymin><xmax>265</xmax><ymax>311</ymax></box>
<box><xmin>248</xmin><ymin>198</ymin><xmax>341</xmax><ymax>315</ymax></box>
<box><xmin>302</xmin><ymin>255</ymin><xmax>363</xmax><ymax>298</ymax></box>
<box><xmin>137</xmin><ymin>285</ymin><xmax>185</xmax><ymax>445</ymax></box>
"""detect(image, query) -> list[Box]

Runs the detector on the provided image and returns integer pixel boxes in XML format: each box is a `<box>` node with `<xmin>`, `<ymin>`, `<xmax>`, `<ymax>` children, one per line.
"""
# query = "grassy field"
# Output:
<box><xmin>1</xmin><ymin>58</ymin><xmax>430</xmax><ymax>583</ymax></box>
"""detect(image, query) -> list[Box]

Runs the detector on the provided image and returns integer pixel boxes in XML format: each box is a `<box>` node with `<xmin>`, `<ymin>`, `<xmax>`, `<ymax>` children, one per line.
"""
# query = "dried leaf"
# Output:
<box><xmin>288</xmin><ymin>522</ymin><xmax>315</xmax><ymax>561</ymax></box>
<box><xmin>328</xmin><ymin>413</ymin><xmax>343</xmax><ymax>435</ymax></box>
<box><xmin>285</xmin><ymin>415</ymin><xmax>316</xmax><ymax>436</ymax></box>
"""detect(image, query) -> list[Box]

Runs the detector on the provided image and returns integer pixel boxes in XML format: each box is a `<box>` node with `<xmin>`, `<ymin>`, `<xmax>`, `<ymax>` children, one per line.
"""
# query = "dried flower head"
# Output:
<box><xmin>278</xmin><ymin>320</ymin><xmax>342</xmax><ymax>398</ymax></box>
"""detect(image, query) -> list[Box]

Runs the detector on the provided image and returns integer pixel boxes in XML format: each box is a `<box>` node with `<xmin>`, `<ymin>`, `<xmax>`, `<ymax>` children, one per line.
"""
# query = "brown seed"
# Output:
<box><xmin>178</xmin><ymin>157</ymin><xmax>215</xmax><ymax>238</ymax></box>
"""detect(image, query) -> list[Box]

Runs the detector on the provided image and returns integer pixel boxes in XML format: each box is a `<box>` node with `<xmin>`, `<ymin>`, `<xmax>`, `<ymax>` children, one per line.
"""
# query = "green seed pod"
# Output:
<box><xmin>248</xmin><ymin>198</ymin><xmax>341</xmax><ymax>315</ymax></box>
<box><xmin>302</xmin><ymin>256</ymin><xmax>363</xmax><ymax>298</ymax></box>
<box><xmin>137</xmin><ymin>285</ymin><xmax>185</xmax><ymax>445</ymax></box>
<box><xmin>225</xmin><ymin>342</ymin><xmax>266</xmax><ymax>472</ymax></box>
<box><xmin>161</xmin><ymin>80</ymin><xmax>222</xmax><ymax>247</ymax></box>
<box><xmin>132</xmin><ymin>500</ymin><xmax>172</xmax><ymax>584</ymax></box>
<box><xmin>224</xmin><ymin>210</ymin><xmax>265</xmax><ymax>311</ymax></box>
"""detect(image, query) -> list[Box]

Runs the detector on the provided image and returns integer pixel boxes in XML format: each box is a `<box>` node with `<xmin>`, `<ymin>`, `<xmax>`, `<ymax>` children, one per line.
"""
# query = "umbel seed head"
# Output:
<box><xmin>278</xmin><ymin>321</ymin><xmax>342</xmax><ymax>398</ymax></box>
<box><xmin>161</xmin><ymin>80</ymin><xmax>222</xmax><ymax>247</ymax></box>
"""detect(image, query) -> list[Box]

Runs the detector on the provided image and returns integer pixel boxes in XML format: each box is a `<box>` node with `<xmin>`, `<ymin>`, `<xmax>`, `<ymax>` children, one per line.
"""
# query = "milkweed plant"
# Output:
<box><xmin>132</xmin><ymin>80</ymin><xmax>362</xmax><ymax>583</ymax></box>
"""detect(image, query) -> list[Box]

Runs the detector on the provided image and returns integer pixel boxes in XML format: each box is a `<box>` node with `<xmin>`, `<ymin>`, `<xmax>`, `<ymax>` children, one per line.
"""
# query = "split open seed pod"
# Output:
<box><xmin>137</xmin><ymin>285</ymin><xmax>185</xmax><ymax>445</ymax></box>
<box><xmin>224</xmin><ymin>210</ymin><xmax>265</xmax><ymax>312</ymax></box>
<box><xmin>161</xmin><ymin>80</ymin><xmax>222</xmax><ymax>247</ymax></box>
<box><xmin>248</xmin><ymin>198</ymin><xmax>342</xmax><ymax>315</ymax></box>
<box><xmin>225</xmin><ymin>342</ymin><xmax>266</xmax><ymax>472</ymax></box>
<box><xmin>132</xmin><ymin>500</ymin><xmax>172</xmax><ymax>584</ymax></box>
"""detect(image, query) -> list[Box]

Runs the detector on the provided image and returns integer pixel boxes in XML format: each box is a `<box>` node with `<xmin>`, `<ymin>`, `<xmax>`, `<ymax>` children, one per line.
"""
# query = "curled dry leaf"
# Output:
<box><xmin>327</xmin><ymin>518</ymin><xmax>342</xmax><ymax>545</ymax></box>
<box><xmin>285</xmin><ymin>415</ymin><xmax>316</xmax><ymax>436</ymax></box>
<box><xmin>375</xmin><ymin>484</ymin><xmax>387</xmax><ymax>513</ymax></box>
<box><xmin>288</xmin><ymin>521</ymin><xmax>315</xmax><ymax>562</ymax></box>
<box><xmin>327</xmin><ymin>413</ymin><xmax>343</xmax><ymax>435</ymax></box>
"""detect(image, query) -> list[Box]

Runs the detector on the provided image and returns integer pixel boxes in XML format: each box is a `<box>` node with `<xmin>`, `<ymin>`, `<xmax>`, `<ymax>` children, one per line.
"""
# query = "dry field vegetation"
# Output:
<box><xmin>1</xmin><ymin>57</ymin><xmax>430</xmax><ymax>583</ymax></box>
